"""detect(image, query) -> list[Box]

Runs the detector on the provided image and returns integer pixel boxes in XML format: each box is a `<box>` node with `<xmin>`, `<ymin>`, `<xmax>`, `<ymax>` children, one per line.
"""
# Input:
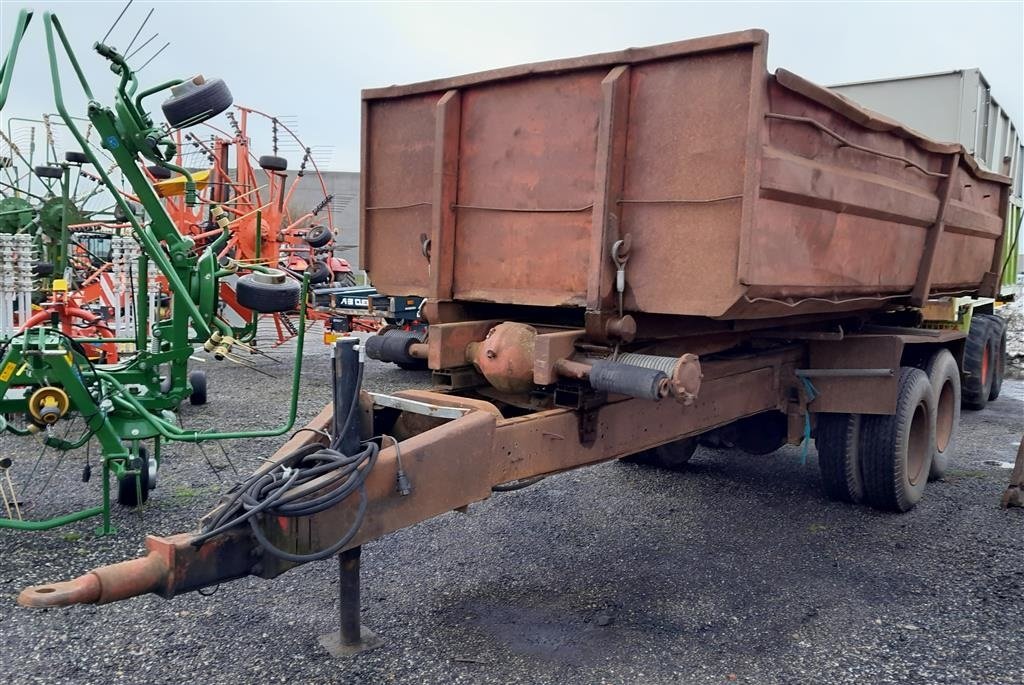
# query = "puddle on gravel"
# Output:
<box><xmin>982</xmin><ymin>460</ymin><xmax>1016</xmax><ymax>469</ymax></box>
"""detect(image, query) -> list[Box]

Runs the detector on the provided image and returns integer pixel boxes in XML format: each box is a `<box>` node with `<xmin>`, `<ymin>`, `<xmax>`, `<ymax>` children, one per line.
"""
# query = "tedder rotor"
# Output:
<box><xmin>0</xmin><ymin>8</ymin><xmax>311</xmax><ymax>534</ymax></box>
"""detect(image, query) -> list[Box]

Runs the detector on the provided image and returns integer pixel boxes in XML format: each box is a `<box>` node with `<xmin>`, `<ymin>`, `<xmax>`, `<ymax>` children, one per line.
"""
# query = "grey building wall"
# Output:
<box><xmin>280</xmin><ymin>170</ymin><xmax>361</xmax><ymax>268</ymax></box>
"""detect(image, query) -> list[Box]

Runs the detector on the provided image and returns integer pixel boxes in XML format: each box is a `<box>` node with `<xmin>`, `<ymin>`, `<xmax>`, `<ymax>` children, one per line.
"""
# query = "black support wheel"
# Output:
<box><xmin>161</xmin><ymin>76</ymin><xmax>233</xmax><ymax>128</ymax></box>
<box><xmin>147</xmin><ymin>165</ymin><xmax>172</xmax><ymax>180</ymax></box>
<box><xmin>305</xmin><ymin>225</ymin><xmax>333</xmax><ymax>248</ymax></box>
<box><xmin>333</xmin><ymin>271</ymin><xmax>356</xmax><ymax>287</ymax></box>
<box><xmin>116</xmin><ymin>446</ymin><xmax>154</xmax><ymax>507</ymax></box>
<box><xmin>623</xmin><ymin>437</ymin><xmax>699</xmax><ymax>470</ymax></box>
<box><xmin>961</xmin><ymin>316</ymin><xmax>993</xmax><ymax>410</ymax></box>
<box><xmin>815</xmin><ymin>413</ymin><xmax>864</xmax><ymax>503</ymax></box>
<box><xmin>923</xmin><ymin>348</ymin><xmax>960</xmax><ymax>481</ymax></box>
<box><xmin>306</xmin><ymin>260</ymin><xmax>331</xmax><ymax>284</ymax></box>
<box><xmin>981</xmin><ymin>314</ymin><xmax>1006</xmax><ymax>401</ymax></box>
<box><xmin>235</xmin><ymin>271</ymin><xmax>301</xmax><ymax>313</ymax></box>
<box><xmin>859</xmin><ymin>367</ymin><xmax>935</xmax><ymax>512</ymax></box>
<box><xmin>258</xmin><ymin>155</ymin><xmax>288</xmax><ymax>172</ymax></box>
<box><xmin>189</xmin><ymin>369</ymin><xmax>208</xmax><ymax>406</ymax></box>
<box><xmin>64</xmin><ymin>151</ymin><xmax>88</xmax><ymax>164</ymax></box>
<box><xmin>34</xmin><ymin>165</ymin><xmax>63</xmax><ymax>179</ymax></box>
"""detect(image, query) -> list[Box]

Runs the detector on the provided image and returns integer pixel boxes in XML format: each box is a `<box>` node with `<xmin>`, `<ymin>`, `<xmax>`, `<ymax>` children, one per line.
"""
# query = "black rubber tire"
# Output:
<box><xmin>161</xmin><ymin>77</ymin><xmax>233</xmax><ymax>129</ymax></box>
<box><xmin>64</xmin><ymin>151</ymin><xmax>88</xmax><ymax>164</ymax></box>
<box><xmin>815</xmin><ymin>413</ymin><xmax>864</xmax><ymax>503</ymax></box>
<box><xmin>305</xmin><ymin>225</ymin><xmax>332</xmax><ymax>248</ymax></box>
<box><xmin>923</xmin><ymin>348</ymin><xmax>960</xmax><ymax>481</ymax></box>
<box><xmin>306</xmin><ymin>260</ymin><xmax>331</xmax><ymax>284</ymax></box>
<box><xmin>117</xmin><ymin>446</ymin><xmax>151</xmax><ymax>507</ymax></box>
<box><xmin>235</xmin><ymin>273</ymin><xmax>300</xmax><ymax>313</ymax></box>
<box><xmin>981</xmin><ymin>315</ymin><xmax>1006</xmax><ymax>401</ymax></box>
<box><xmin>189</xmin><ymin>369</ymin><xmax>208</xmax><ymax>406</ymax></box>
<box><xmin>34</xmin><ymin>165</ymin><xmax>63</xmax><ymax>179</ymax></box>
<box><xmin>147</xmin><ymin>165</ymin><xmax>172</xmax><ymax>180</ymax></box>
<box><xmin>859</xmin><ymin>367</ymin><xmax>935</xmax><ymax>512</ymax></box>
<box><xmin>258</xmin><ymin>155</ymin><xmax>288</xmax><ymax>172</ymax></box>
<box><xmin>961</xmin><ymin>316</ymin><xmax>993</xmax><ymax>410</ymax></box>
<box><xmin>32</xmin><ymin>261</ymin><xmax>54</xmax><ymax>277</ymax></box>
<box><xmin>333</xmin><ymin>271</ymin><xmax>356</xmax><ymax>287</ymax></box>
<box><xmin>624</xmin><ymin>437</ymin><xmax>699</xmax><ymax>470</ymax></box>
<box><xmin>734</xmin><ymin>411</ymin><xmax>788</xmax><ymax>455</ymax></box>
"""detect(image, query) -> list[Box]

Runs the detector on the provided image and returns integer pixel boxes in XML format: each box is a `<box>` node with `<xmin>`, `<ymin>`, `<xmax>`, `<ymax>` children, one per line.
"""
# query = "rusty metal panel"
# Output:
<box><xmin>450</xmin><ymin>70</ymin><xmax>604</xmax><ymax>306</ymax></box>
<box><xmin>361</xmin><ymin>31</ymin><xmax>1011</xmax><ymax>321</ymax></box>
<box><xmin>808</xmin><ymin>335</ymin><xmax>904</xmax><ymax>414</ymax></box>
<box><xmin>362</xmin><ymin>93</ymin><xmax>440</xmax><ymax>297</ymax></box>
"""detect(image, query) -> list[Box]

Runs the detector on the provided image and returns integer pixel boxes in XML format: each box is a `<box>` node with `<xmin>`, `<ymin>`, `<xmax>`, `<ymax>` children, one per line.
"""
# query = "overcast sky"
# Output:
<box><xmin>2</xmin><ymin>1</ymin><xmax>1021</xmax><ymax>171</ymax></box>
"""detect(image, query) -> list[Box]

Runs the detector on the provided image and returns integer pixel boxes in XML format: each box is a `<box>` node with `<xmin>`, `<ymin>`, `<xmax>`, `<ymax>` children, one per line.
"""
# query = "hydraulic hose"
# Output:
<box><xmin>192</xmin><ymin>355</ymin><xmax>378</xmax><ymax>563</ymax></box>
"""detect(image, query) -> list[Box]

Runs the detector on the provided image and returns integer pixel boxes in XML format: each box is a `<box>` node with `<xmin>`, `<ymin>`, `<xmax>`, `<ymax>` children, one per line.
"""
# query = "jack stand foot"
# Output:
<box><xmin>318</xmin><ymin>626</ymin><xmax>383</xmax><ymax>657</ymax></box>
<box><xmin>318</xmin><ymin>545</ymin><xmax>382</xmax><ymax>657</ymax></box>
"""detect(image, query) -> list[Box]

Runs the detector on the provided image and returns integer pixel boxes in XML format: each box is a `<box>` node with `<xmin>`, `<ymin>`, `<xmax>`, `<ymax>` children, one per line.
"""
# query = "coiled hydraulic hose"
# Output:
<box><xmin>192</xmin><ymin>361</ymin><xmax>379</xmax><ymax>563</ymax></box>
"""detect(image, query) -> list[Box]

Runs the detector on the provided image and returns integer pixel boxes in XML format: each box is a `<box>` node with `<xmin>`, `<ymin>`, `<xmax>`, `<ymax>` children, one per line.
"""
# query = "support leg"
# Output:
<box><xmin>318</xmin><ymin>546</ymin><xmax>382</xmax><ymax>656</ymax></box>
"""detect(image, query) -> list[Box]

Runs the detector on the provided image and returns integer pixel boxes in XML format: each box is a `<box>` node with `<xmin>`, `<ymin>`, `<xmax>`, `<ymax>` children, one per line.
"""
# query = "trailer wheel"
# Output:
<box><xmin>860</xmin><ymin>367</ymin><xmax>935</xmax><ymax>512</ymax></box>
<box><xmin>64</xmin><ymin>151</ymin><xmax>88</xmax><ymax>165</ymax></box>
<box><xmin>735</xmin><ymin>411</ymin><xmax>788</xmax><ymax>455</ymax></box>
<box><xmin>189</xmin><ymin>369</ymin><xmax>208</xmax><ymax>406</ymax></box>
<box><xmin>235</xmin><ymin>271</ymin><xmax>300</xmax><ymax>313</ymax></box>
<box><xmin>117</xmin><ymin>446</ymin><xmax>154</xmax><ymax>507</ymax></box>
<box><xmin>923</xmin><ymin>349</ymin><xmax>960</xmax><ymax>481</ymax></box>
<box><xmin>961</xmin><ymin>316</ymin><xmax>993</xmax><ymax>410</ymax></box>
<box><xmin>981</xmin><ymin>315</ymin><xmax>1006</xmax><ymax>401</ymax></box>
<box><xmin>815</xmin><ymin>413</ymin><xmax>864</xmax><ymax>503</ymax></box>
<box><xmin>624</xmin><ymin>437</ymin><xmax>699</xmax><ymax>470</ymax></box>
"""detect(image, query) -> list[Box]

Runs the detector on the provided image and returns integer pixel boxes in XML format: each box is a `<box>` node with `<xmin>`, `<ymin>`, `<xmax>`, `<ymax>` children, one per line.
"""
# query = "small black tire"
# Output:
<box><xmin>35</xmin><ymin>165</ymin><xmax>63</xmax><ymax>180</ymax></box>
<box><xmin>32</xmin><ymin>261</ymin><xmax>55</xmax><ymax>277</ymax></box>
<box><xmin>815</xmin><ymin>413</ymin><xmax>864</xmax><ymax>503</ymax></box>
<box><xmin>306</xmin><ymin>260</ymin><xmax>331</xmax><ymax>284</ymax></box>
<box><xmin>623</xmin><ymin>438</ymin><xmax>698</xmax><ymax>470</ymax></box>
<box><xmin>64</xmin><ymin>151</ymin><xmax>89</xmax><ymax>164</ymax></box>
<box><xmin>147</xmin><ymin>165</ymin><xmax>173</xmax><ymax>180</ymax></box>
<box><xmin>117</xmin><ymin>446</ymin><xmax>152</xmax><ymax>507</ymax></box>
<box><xmin>305</xmin><ymin>225</ymin><xmax>333</xmax><ymax>248</ymax></box>
<box><xmin>923</xmin><ymin>348</ymin><xmax>960</xmax><ymax>481</ymax></box>
<box><xmin>236</xmin><ymin>271</ymin><xmax>300</xmax><ymax>313</ymax></box>
<box><xmin>189</xmin><ymin>369</ymin><xmax>208</xmax><ymax>406</ymax></box>
<box><xmin>258</xmin><ymin>155</ymin><xmax>288</xmax><ymax>172</ymax></box>
<box><xmin>161</xmin><ymin>77</ymin><xmax>233</xmax><ymax>129</ymax></box>
<box><xmin>961</xmin><ymin>316</ymin><xmax>993</xmax><ymax>410</ymax></box>
<box><xmin>333</xmin><ymin>271</ymin><xmax>356</xmax><ymax>287</ymax></box>
<box><xmin>981</xmin><ymin>315</ymin><xmax>1006</xmax><ymax>401</ymax></box>
<box><xmin>859</xmin><ymin>367</ymin><xmax>935</xmax><ymax>512</ymax></box>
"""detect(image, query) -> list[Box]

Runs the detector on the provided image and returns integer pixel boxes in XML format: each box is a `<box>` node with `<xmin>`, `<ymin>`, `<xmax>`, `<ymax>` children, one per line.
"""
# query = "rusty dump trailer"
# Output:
<box><xmin>20</xmin><ymin>30</ymin><xmax>1011</xmax><ymax>654</ymax></box>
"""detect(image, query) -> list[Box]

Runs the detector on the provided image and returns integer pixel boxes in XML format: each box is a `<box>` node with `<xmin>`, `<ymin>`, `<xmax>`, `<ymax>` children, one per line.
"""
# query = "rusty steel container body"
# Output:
<box><xmin>360</xmin><ymin>30</ymin><xmax>1009</xmax><ymax>322</ymax></box>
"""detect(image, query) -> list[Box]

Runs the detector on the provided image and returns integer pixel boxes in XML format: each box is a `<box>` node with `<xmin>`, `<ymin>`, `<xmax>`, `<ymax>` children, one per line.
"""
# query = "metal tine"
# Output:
<box><xmin>126</xmin><ymin>33</ymin><xmax>158</xmax><ymax>61</ymax></box>
<box><xmin>124</xmin><ymin>7</ymin><xmax>154</xmax><ymax>55</ymax></box>
<box><xmin>102</xmin><ymin>0</ymin><xmax>134</xmax><ymax>44</ymax></box>
<box><xmin>137</xmin><ymin>42</ymin><xmax>171</xmax><ymax>73</ymax></box>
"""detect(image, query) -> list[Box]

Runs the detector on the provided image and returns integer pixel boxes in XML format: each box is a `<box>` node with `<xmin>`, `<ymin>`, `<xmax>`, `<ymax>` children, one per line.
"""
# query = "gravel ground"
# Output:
<box><xmin>1</xmin><ymin>334</ymin><xmax>1021</xmax><ymax>685</ymax></box>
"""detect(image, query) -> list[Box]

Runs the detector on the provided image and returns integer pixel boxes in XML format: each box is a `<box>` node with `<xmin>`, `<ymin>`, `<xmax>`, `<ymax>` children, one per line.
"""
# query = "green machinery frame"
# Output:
<box><xmin>0</xmin><ymin>9</ymin><xmax>308</xmax><ymax>533</ymax></box>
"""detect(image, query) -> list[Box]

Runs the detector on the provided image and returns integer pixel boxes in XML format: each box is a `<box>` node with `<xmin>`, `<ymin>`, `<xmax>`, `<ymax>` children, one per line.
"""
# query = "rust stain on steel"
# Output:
<box><xmin>361</xmin><ymin>30</ymin><xmax>1009</xmax><ymax>321</ymax></box>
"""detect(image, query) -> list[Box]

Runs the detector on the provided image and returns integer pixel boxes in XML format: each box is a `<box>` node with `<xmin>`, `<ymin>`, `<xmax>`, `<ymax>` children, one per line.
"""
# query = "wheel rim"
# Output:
<box><xmin>935</xmin><ymin>380</ymin><xmax>954</xmax><ymax>453</ymax></box>
<box><xmin>907</xmin><ymin>400</ymin><xmax>929</xmax><ymax>485</ymax></box>
<box><xmin>981</xmin><ymin>344</ymin><xmax>990</xmax><ymax>384</ymax></box>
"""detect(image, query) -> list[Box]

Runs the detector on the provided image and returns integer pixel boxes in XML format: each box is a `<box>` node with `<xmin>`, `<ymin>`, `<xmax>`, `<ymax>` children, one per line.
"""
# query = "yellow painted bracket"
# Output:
<box><xmin>153</xmin><ymin>169</ymin><xmax>211</xmax><ymax>198</ymax></box>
